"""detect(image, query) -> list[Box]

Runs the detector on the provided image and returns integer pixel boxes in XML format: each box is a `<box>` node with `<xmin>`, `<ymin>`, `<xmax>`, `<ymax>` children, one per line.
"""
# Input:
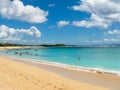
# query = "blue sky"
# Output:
<box><xmin>0</xmin><ymin>0</ymin><xmax>120</xmax><ymax>45</ymax></box>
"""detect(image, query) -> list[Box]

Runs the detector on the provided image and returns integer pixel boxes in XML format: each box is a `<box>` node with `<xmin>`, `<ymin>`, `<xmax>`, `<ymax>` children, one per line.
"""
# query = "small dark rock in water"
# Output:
<box><xmin>20</xmin><ymin>53</ymin><xmax>22</xmax><ymax>56</ymax></box>
<box><xmin>35</xmin><ymin>54</ymin><xmax>38</xmax><ymax>56</ymax></box>
<box><xmin>78</xmin><ymin>57</ymin><xmax>80</xmax><ymax>60</ymax></box>
<box><xmin>15</xmin><ymin>52</ymin><xmax>18</xmax><ymax>54</ymax></box>
<box><xmin>25</xmin><ymin>52</ymin><xmax>29</xmax><ymax>54</ymax></box>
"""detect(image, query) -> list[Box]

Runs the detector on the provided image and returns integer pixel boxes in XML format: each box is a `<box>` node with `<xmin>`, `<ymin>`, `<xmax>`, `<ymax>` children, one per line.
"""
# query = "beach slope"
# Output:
<box><xmin>0</xmin><ymin>56</ymin><xmax>109</xmax><ymax>90</ymax></box>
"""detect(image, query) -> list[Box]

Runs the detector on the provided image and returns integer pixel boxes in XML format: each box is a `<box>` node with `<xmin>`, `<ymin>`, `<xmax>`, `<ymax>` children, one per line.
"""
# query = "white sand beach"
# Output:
<box><xmin>0</xmin><ymin>47</ymin><xmax>120</xmax><ymax>90</ymax></box>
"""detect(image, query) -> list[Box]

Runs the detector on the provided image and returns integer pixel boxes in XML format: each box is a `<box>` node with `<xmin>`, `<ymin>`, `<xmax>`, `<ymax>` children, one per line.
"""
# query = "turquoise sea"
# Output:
<box><xmin>0</xmin><ymin>47</ymin><xmax>120</xmax><ymax>74</ymax></box>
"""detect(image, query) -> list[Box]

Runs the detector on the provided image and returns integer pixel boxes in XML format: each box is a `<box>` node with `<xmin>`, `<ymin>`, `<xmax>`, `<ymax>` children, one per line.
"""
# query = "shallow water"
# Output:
<box><xmin>1</xmin><ymin>47</ymin><xmax>120</xmax><ymax>73</ymax></box>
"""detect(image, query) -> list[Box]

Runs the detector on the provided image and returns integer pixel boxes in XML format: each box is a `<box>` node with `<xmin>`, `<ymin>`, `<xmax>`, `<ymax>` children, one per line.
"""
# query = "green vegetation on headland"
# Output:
<box><xmin>39</xmin><ymin>44</ymin><xmax>70</xmax><ymax>47</ymax></box>
<box><xmin>0</xmin><ymin>43</ymin><xmax>28</xmax><ymax>47</ymax></box>
<box><xmin>0</xmin><ymin>43</ymin><xmax>73</xmax><ymax>47</ymax></box>
<box><xmin>1</xmin><ymin>43</ymin><xmax>120</xmax><ymax>47</ymax></box>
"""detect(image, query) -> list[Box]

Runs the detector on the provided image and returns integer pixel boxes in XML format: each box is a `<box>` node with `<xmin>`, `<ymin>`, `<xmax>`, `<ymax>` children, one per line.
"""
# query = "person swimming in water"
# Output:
<box><xmin>78</xmin><ymin>57</ymin><xmax>80</xmax><ymax>60</ymax></box>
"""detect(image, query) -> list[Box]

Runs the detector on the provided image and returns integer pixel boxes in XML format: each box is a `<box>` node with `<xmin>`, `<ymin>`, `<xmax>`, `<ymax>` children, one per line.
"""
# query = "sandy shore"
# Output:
<box><xmin>0</xmin><ymin>46</ymin><xmax>43</xmax><ymax>50</ymax></box>
<box><xmin>0</xmin><ymin>57</ymin><xmax>107</xmax><ymax>90</ymax></box>
<box><xmin>0</xmin><ymin>46</ymin><xmax>120</xmax><ymax>90</ymax></box>
<box><xmin>0</xmin><ymin>55</ymin><xmax>110</xmax><ymax>90</ymax></box>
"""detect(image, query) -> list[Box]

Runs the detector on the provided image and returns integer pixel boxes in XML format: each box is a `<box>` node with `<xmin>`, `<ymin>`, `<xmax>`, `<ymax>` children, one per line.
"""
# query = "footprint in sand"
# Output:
<box><xmin>32</xmin><ymin>81</ymin><xmax>38</xmax><ymax>85</ymax></box>
<box><xmin>24</xmin><ymin>76</ymin><xmax>29</xmax><ymax>80</ymax></box>
<box><xmin>19</xmin><ymin>73</ymin><xmax>22</xmax><ymax>76</ymax></box>
<box><xmin>3</xmin><ymin>64</ymin><xmax>6</xmax><ymax>66</ymax></box>
<box><xmin>58</xmin><ymin>87</ymin><xmax>64</xmax><ymax>90</ymax></box>
<box><xmin>46</xmin><ymin>82</ymin><xmax>52</xmax><ymax>86</ymax></box>
<box><xmin>62</xmin><ymin>84</ymin><xmax>64</xmax><ymax>86</ymax></box>
<box><xmin>38</xmin><ymin>80</ymin><xmax>41</xmax><ymax>83</ymax></box>
<box><xmin>54</xmin><ymin>86</ymin><xmax>57</xmax><ymax>89</ymax></box>
<box><xmin>34</xmin><ymin>82</ymin><xmax>38</xmax><ymax>85</ymax></box>
<box><xmin>31</xmin><ymin>75</ymin><xmax>34</xmax><ymax>77</ymax></box>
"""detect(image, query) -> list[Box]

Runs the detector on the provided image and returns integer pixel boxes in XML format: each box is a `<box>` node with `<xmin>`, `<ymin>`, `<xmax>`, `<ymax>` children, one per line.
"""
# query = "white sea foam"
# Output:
<box><xmin>4</xmin><ymin>54</ymin><xmax>120</xmax><ymax>77</ymax></box>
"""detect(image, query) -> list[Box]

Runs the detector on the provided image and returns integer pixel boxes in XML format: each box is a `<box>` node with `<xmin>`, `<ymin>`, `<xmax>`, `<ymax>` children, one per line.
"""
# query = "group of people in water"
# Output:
<box><xmin>6</xmin><ymin>49</ymin><xmax>81</xmax><ymax>61</ymax></box>
<box><xmin>6</xmin><ymin>49</ymin><xmax>39</xmax><ymax>56</ymax></box>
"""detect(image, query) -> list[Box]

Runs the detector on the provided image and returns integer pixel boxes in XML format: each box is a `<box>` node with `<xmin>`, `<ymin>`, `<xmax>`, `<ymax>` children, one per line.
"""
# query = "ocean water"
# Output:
<box><xmin>1</xmin><ymin>47</ymin><xmax>120</xmax><ymax>74</ymax></box>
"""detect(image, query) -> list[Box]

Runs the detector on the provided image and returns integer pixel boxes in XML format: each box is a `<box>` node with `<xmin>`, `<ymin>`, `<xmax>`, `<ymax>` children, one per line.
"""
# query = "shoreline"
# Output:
<box><xmin>1</xmin><ymin>48</ymin><xmax>120</xmax><ymax>77</ymax></box>
<box><xmin>5</xmin><ymin>54</ymin><xmax>120</xmax><ymax>77</ymax></box>
<box><xmin>0</xmin><ymin>46</ymin><xmax>120</xmax><ymax>77</ymax></box>
<box><xmin>0</xmin><ymin>56</ymin><xmax>120</xmax><ymax>89</ymax></box>
<box><xmin>0</xmin><ymin>52</ymin><xmax>110</xmax><ymax>90</ymax></box>
<box><xmin>0</xmin><ymin>47</ymin><xmax>120</xmax><ymax>90</ymax></box>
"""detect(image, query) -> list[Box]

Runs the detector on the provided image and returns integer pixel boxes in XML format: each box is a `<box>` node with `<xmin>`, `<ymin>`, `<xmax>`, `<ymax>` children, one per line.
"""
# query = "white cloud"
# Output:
<box><xmin>92</xmin><ymin>40</ymin><xmax>102</xmax><ymax>43</ymax></box>
<box><xmin>48</xmin><ymin>4</ymin><xmax>55</xmax><ymax>7</ymax></box>
<box><xmin>72</xmin><ymin>14</ymin><xmax>110</xmax><ymax>28</ymax></box>
<box><xmin>107</xmin><ymin>30</ymin><xmax>120</xmax><ymax>35</ymax></box>
<box><xmin>57</xmin><ymin>21</ymin><xmax>70</xmax><ymax>27</ymax></box>
<box><xmin>103</xmin><ymin>38</ymin><xmax>120</xmax><ymax>42</ymax></box>
<box><xmin>0</xmin><ymin>0</ymin><xmax>48</xmax><ymax>23</ymax></box>
<box><xmin>0</xmin><ymin>25</ymin><xmax>41</xmax><ymax>42</ymax></box>
<box><xmin>72</xmin><ymin>0</ymin><xmax>120</xmax><ymax>28</ymax></box>
<box><xmin>103</xmin><ymin>38</ymin><xmax>111</xmax><ymax>42</ymax></box>
<box><xmin>92</xmin><ymin>38</ymin><xmax>120</xmax><ymax>43</ymax></box>
<box><xmin>86</xmin><ymin>40</ymin><xmax>90</xmax><ymax>43</ymax></box>
<box><xmin>103</xmin><ymin>32</ymin><xmax>107</xmax><ymax>35</ymax></box>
